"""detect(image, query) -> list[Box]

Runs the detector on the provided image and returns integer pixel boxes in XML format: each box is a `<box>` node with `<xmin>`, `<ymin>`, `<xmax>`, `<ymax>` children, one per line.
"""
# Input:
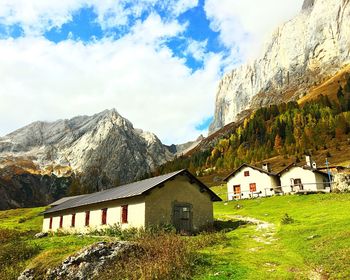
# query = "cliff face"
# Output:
<box><xmin>209</xmin><ymin>0</ymin><xmax>350</xmax><ymax>133</ymax></box>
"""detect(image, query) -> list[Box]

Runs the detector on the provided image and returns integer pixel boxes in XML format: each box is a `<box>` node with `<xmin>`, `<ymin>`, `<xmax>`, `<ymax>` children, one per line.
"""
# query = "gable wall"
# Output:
<box><xmin>145</xmin><ymin>174</ymin><xmax>214</xmax><ymax>231</ymax></box>
<box><xmin>280</xmin><ymin>167</ymin><xmax>327</xmax><ymax>192</ymax></box>
<box><xmin>42</xmin><ymin>196</ymin><xmax>145</xmax><ymax>232</ymax></box>
<box><xmin>227</xmin><ymin>167</ymin><xmax>279</xmax><ymax>200</ymax></box>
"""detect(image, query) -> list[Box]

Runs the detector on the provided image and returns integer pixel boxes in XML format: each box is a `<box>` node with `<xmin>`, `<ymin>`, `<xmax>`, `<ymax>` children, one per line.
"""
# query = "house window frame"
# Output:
<box><xmin>85</xmin><ymin>211</ymin><xmax>90</xmax><ymax>227</ymax></box>
<box><xmin>121</xmin><ymin>205</ymin><xmax>128</xmax><ymax>224</ymax></box>
<box><xmin>71</xmin><ymin>213</ymin><xmax>76</xmax><ymax>228</ymax></box>
<box><xmin>101</xmin><ymin>208</ymin><xmax>107</xmax><ymax>225</ymax></box>
<box><xmin>249</xmin><ymin>183</ymin><xmax>257</xmax><ymax>192</ymax></box>
<box><xmin>244</xmin><ymin>171</ymin><xmax>250</xmax><ymax>177</ymax></box>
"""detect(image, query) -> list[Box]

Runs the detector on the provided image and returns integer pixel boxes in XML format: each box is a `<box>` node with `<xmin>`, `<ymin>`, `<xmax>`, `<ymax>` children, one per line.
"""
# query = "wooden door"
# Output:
<box><xmin>233</xmin><ymin>185</ymin><xmax>241</xmax><ymax>198</ymax></box>
<box><xmin>233</xmin><ymin>185</ymin><xmax>241</xmax><ymax>193</ymax></box>
<box><xmin>173</xmin><ymin>203</ymin><xmax>193</xmax><ymax>233</ymax></box>
<box><xmin>294</xmin><ymin>179</ymin><xmax>303</xmax><ymax>190</ymax></box>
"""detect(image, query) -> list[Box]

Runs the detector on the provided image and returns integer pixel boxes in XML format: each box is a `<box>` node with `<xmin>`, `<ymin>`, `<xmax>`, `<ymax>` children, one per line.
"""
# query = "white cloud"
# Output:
<box><xmin>129</xmin><ymin>13</ymin><xmax>186</xmax><ymax>44</ymax></box>
<box><xmin>0</xmin><ymin>0</ymin><xmax>197</xmax><ymax>34</ymax></box>
<box><xmin>172</xmin><ymin>0</ymin><xmax>198</xmax><ymax>16</ymax></box>
<box><xmin>184</xmin><ymin>39</ymin><xmax>208</xmax><ymax>61</ymax></box>
<box><xmin>0</xmin><ymin>19</ymin><xmax>221</xmax><ymax>144</ymax></box>
<box><xmin>204</xmin><ymin>0</ymin><xmax>304</xmax><ymax>62</ymax></box>
<box><xmin>0</xmin><ymin>0</ymin><xmax>307</xmax><ymax>144</ymax></box>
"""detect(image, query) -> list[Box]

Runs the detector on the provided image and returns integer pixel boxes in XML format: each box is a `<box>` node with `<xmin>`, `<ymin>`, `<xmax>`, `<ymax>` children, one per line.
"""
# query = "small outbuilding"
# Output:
<box><xmin>278</xmin><ymin>157</ymin><xmax>331</xmax><ymax>193</ymax></box>
<box><xmin>224</xmin><ymin>163</ymin><xmax>280</xmax><ymax>200</ymax></box>
<box><xmin>42</xmin><ymin>169</ymin><xmax>221</xmax><ymax>233</ymax></box>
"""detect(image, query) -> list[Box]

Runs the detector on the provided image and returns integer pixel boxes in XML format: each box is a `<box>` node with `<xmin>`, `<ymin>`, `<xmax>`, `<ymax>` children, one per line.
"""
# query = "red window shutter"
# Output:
<box><xmin>85</xmin><ymin>211</ymin><xmax>90</xmax><ymax>226</ymax></box>
<box><xmin>49</xmin><ymin>217</ymin><xmax>53</xmax><ymax>229</ymax></box>
<box><xmin>121</xmin><ymin>205</ymin><xmax>128</xmax><ymax>224</ymax></box>
<box><xmin>59</xmin><ymin>216</ymin><xmax>63</xmax><ymax>228</ymax></box>
<box><xmin>101</xmin><ymin>208</ymin><xmax>107</xmax><ymax>225</ymax></box>
<box><xmin>71</xmin><ymin>214</ymin><xmax>76</xmax><ymax>227</ymax></box>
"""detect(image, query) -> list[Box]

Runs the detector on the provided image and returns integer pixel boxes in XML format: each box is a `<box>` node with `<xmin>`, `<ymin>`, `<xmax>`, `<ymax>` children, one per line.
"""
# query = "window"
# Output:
<box><xmin>101</xmin><ymin>208</ymin><xmax>107</xmax><ymax>225</ymax></box>
<box><xmin>121</xmin><ymin>205</ymin><xmax>128</xmax><ymax>224</ymax></box>
<box><xmin>85</xmin><ymin>211</ymin><xmax>90</xmax><ymax>227</ymax></box>
<box><xmin>71</xmin><ymin>214</ymin><xmax>76</xmax><ymax>227</ymax></box>
<box><xmin>244</xmin><ymin>171</ymin><xmax>250</xmax><ymax>177</ymax></box>
<box><xmin>233</xmin><ymin>185</ymin><xmax>241</xmax><ymax>194</ymax></box>
<box><xmin>249</xmin><ymin>183</ymin><xmax>257</xmax><ymax>192</ymax></box>
<box><xmin>49</xmin><ymin>217</ymin><xmax>53</xmax><ymax>230</ymax></box>
<box><xmin>59</xmin><ymin>216</ymin><xmax>63</xmax><ymax>228</ymax></box>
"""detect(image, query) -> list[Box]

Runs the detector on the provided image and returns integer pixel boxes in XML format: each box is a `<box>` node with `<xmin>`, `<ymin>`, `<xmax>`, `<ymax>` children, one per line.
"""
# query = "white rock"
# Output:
<box><xmin>210</xmin><ymin>0</ymin><xmax>350</xmax><ymax>133</ymax></box>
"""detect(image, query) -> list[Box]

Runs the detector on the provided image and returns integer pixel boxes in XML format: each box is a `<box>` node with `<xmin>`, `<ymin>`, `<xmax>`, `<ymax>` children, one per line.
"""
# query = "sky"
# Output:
<box><xmin>0</xmin><ymin>0</ymin><xmax>303</xmax><ymax>144</ymax></box>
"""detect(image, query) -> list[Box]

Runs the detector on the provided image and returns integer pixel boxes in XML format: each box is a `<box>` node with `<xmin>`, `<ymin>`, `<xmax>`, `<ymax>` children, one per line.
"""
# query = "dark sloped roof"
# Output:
<box><xmin>43</xmin><ymin>169</ymin><xmax>221</xmax><ymax>215</ymax></box>
<box><xmin>223</xmin><ymin>163</ymin><xmax>278</xmax><ymax>181</ymax></box>
<box><xmin>277</xmin><ymin>163</ymin><xmax>330</xmax><ymax>176</ymax></box>
<box><xmin>49</xmin><ymin>195</ymin><xmax>87</xmax><ymax>207</ymax></box>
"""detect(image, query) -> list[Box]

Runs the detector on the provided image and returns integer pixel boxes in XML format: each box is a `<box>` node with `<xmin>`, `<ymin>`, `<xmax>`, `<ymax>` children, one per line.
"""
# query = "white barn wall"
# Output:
<box><xmin>43</xmin><ymin>196</ymin><xmax>145</xmax><ymax>232</ymax></box>
<box><xmin>227</xmin><ymin>166</ymin><xmax>279</xmax><ymax>200</ymax></box>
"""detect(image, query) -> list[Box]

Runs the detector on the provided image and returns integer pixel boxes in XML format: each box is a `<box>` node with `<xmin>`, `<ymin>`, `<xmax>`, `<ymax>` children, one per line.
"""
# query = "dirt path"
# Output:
<box><xmin>226</xmin><ymin>215</ymin><xmax>326</xmax><ymax>279</ymax></box>
<box><xmin>228</xmin><ymin>215</ymin><xmax>277</xmax><ymax>245</ymax></box>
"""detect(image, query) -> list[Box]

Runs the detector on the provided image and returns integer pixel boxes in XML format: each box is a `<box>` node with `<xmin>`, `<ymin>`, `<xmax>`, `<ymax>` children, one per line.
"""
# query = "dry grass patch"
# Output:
<box><xmin>99</xmin><ymin>231</ymin><xmax>228</xmax><ymax>280</ymax></box>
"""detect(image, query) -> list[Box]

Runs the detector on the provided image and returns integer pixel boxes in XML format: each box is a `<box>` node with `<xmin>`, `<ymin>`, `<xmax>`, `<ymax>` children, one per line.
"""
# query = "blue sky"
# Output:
<box><xmin>0</xmin><ymin>0</ymin><xmax>303</xmax><ymax>144</ymax></box>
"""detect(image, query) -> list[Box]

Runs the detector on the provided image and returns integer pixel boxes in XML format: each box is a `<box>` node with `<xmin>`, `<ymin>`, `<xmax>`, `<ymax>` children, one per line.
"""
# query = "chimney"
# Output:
<box><xmin>305</xmin><ymin>155</ymin><xmax>312</xmax><ymax>167</ymax></box>
<box><xmin>262</xmin><ymin>163</ymin><xmax>271</xmax><ymax>172</ymax></box>
<box><xmin>305</xmin><ymin>155</ymin><xmax>317</xmax><ymax>169</ymax></box>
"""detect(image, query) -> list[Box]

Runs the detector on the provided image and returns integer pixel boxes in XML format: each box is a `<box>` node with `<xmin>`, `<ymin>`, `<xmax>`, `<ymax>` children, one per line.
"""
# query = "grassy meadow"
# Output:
<box><xmin>195</xmin><ymin>190</ymin><xmax>350</xmax><ymax>279</ymax></box>
<box><xmin>0</xmin><ymin>191</ymin><xmax>349</xmax><ymax>279</ymax></box>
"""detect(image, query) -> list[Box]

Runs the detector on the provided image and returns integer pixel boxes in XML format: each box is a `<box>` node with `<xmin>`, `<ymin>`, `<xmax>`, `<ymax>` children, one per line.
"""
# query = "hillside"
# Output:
<box><xmin>1</xmin><ymin>193</ymin><xmax>350</xmax><ymax>279</ymax></box>
<box><xmin>199</xmin><ymin>192</ymin><xmax>350</xmax><ymax>279</ymax></box>
<box><xmin>157</xmin><ymin>74</ymin><xmax>350</xmax><ymax>185</ymax></box>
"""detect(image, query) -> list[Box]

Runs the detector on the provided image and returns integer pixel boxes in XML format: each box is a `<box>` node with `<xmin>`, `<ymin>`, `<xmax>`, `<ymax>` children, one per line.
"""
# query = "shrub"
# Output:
<box><xmin>90</xmin><ymin>223</ymin><xmax>177</xmax><ymax>240</ymax></box>
<box><xmin>99</xmin><ymin>232</ymin><xmax>197</xmax><ymax>280</ymax></box>
<box><xmin>281</xmin><ymin>213</ymin><xmax>295</xmax><ymax>224</ymax></box>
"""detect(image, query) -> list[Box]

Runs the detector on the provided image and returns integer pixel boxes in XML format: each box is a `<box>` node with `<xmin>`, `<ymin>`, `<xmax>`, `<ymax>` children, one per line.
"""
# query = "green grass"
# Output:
<box><xmin>0</xmin><ymin>207</ymin><xmax>45</xmax><ymax>232</ymax></box>
<box><xmin>195</xmin><ymin>193</ymin><xmax>350</xmax><ymax>279</ymax></box>
<box><xmin>0</xmin><ymin>207</ymin><xmax>108</xmax><ymax>279</ymax></box>
<box><xmin>1</xmin><ymin>194</ymin><xmax>350</xmax><ymax>279</ymax></box>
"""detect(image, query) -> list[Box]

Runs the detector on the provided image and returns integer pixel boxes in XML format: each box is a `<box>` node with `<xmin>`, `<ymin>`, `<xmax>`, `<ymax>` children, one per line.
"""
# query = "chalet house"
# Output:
<box><xmin>224</xmin><ymin>163</ymin><xmax>280</xmax><ymax>200</ymax></box>
<box><xmin>42</xmin><ymin>169</ymin><xmax>221</xmax><ymax>233</ymax></box>
<box><xmin>278</xmin><ymin>156</ymin><xmax>331</xmax><ymax>193</ymax></box>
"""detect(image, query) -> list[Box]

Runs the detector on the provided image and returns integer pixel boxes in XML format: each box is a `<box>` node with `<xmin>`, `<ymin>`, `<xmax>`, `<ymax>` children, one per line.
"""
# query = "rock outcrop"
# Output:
<box><xmin>210</xmin><ymin>0</ymin><xmax>350</xmax><ymax>133</ymax></box>
<box><xmin>332</xmin><ymin>173</ymin><xmax>350</xmax><ymax>192</ymax></box>
<box><xmin>0</xmin><ymin>109</ymin><xmax>174</xmax><ymax>205</ymax></box>
<box><xmin>18</xmin><ymin>241</ymin><xmax>140</xmax><ymax>280</ymax></box>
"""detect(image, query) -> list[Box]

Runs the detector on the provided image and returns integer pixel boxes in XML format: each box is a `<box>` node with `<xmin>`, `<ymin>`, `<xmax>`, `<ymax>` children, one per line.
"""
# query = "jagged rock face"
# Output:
<box><xmin>209</xmin><ymin>0</ymin><xmax>350</xmax><ymax>133</ymax></box>
<box><xmin>302</xmin><ymin>0</ymin><xmax>316</xmax><ymax>10</ymax></box>
<box><xmin>0</xmin><ymin>109</ymin><xmax>173</xmax><ymax>187</ymax></box>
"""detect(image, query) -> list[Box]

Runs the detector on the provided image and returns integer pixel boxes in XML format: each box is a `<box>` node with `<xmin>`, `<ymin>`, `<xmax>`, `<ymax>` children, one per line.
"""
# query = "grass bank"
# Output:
<box><xmin>195</xmin><ymin>193</ymin><xmax>350</xmax><ymax>279</ymax></box>
<box><xmin>0</xmin><ymin>193</ymin><xmax>349</xmax><ymax>279</ymax></box>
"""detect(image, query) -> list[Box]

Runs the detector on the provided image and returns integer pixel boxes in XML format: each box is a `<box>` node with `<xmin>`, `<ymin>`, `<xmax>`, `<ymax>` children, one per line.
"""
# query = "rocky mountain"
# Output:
<box><xmin>0</xmin><ymin>109</ymin><xmax>174</xmax><ymax>204</ymax></box>
<box><xmin>209</xmin><ymin>0</ymin><xmax>350</xmax><ymax>133</ymax></box>
<box><xmin>166</xmin><ymin>135</ymin><xmax>205</xmax><ymax>156</ymax></box>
